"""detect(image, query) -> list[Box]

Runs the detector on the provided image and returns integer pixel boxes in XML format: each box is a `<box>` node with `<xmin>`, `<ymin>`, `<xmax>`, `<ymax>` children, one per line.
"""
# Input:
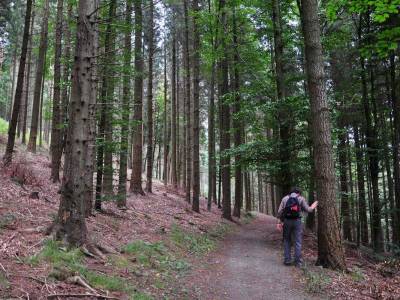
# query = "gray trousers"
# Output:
<box><xmin>283</xmin><ymin>218</ymin><xmax>303</xmax><ymax>263</ymax></box>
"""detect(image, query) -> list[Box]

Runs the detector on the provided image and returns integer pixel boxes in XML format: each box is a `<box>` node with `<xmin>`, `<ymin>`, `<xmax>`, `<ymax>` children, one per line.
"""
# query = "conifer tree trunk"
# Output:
<box><xmin>50</xmin><ymin>0</ymin><xmax>64</xmax><ymax>182</ymax></box>
<box><xmin>118</xmin><ymin>0</ymin><xmax>133</xmax><ymax>208</ymax></box>
<box><xmin>354</xmin><ymin>125</ymin><xmax>369</xmax><ymax>245</ymax></box>
<box><xmin>171</xmin><ymin>34</ymin><xmax>178</xmax><ymax>188</ymax></box>
<box><xmin>272</xmin><ymin>0</ymin><xmax>292</xmax><ymax>196</ymax></box>
<box><xmin>3</xmin><ymin>0</ymin><xmax>33</xmax><ymax>164</ymax></box>
<box><xmin>183</xmin><ymin>0</ymin><xmax>192</xmax><ymax>203</ymax></box>
<box><xmin>130</xmin><ymin>0</ymin><xmax>144</xmax><ymax>194</ymax></box>
<box><xmin>232</xmin><ymin>7</ymin><xmax>242</xmax><ymax>218</ymax></box>
<box><xmin>390</xmin><ymin>54</ymin><xmax>400</xmax><ymax>247</ymax></box>
<box><xmin>21</xmin><ymin>11</ymin><xmax>34</xmax><ymax>146</ymax></box>
<box><xmin>146</xmin><ymin>0</ymin><xmax>154</xmax><ymax>193</ymax></box>
<box><xmin>219</xmin><ymin>0</ymin><xmax>231</xmax><ymax>220</ymax></box>
<box><xmin>52</xmin><ymin>0</ymin><xmax>98</xmax><ymax>246</ymax></box>
<box><xmin>192</xmin><ymin>0</ymin><xmax>200</xmax><ymax>213</ymax></box>
<box><xmin>27</xmin><ymin>0</ymin><xmax>49</xmax><ymax>153</ymax></box>
<box><xmin>299</xmin><ymin>0</ymin><xmax>346</xmax><ymax>269</ymax></box>
<box><xmin>163</xmin><ymin>43</ymin><xmax>168</xmax><ymax>185</ymax></box>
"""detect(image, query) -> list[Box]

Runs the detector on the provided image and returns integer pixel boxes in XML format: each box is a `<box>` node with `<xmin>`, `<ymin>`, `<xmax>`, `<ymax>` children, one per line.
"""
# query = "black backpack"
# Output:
<box><xmin>283</xmin><ymin>195</ymin><xmax>301</xmax><ymax>219</ymax></box>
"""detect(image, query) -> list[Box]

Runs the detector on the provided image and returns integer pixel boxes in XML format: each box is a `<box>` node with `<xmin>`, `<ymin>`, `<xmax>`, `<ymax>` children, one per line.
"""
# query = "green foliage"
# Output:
<box><xmin>349</xmin><ymin>267</ymin><xmax>365</xmax><ymax>282</ymax></box>
<box><xmin>170</xmin><ymin>224</ymin><xmax>216</xmax><ymax>255</ymax></box>
<box><xmin>303</xmin><ymin>267</ymin><xmax>331</xmax><ymax>294</ymax></box>
<box><xmin>0</xmin><ymin>117</ymin><xmax>8</xmax><ymax>134</ymax></box>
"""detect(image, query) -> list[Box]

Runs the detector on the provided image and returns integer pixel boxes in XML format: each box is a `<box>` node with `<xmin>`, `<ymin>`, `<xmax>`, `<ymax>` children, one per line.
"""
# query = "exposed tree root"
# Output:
<box><xmin>66</xmin><ymin>275</ymin><xmax>98</xmax><ymax>294</ymax></box>
<box><xmin>47</xmin><ymin>293</ymin><xmax>119</xmax><ymax>299</ymax></box>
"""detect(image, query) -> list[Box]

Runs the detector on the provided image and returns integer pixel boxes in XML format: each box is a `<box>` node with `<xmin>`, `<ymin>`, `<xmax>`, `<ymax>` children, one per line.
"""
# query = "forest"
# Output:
<box><xmin>0</xmin><ymin>0</ymin><xmax>400</xmax><ymax>299</ymax></box>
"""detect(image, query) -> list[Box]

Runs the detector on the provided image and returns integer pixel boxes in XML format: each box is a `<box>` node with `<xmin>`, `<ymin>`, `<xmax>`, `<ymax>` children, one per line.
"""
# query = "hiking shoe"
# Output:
<box><xmin>284</xmin><ymin>261</ymin><xmax>292</xmax><ymax>266</ymax></box>
<box><xmin>294</xmin><ymin>261</ymin><xmax>304</xmax><ymax>268</ymax></box>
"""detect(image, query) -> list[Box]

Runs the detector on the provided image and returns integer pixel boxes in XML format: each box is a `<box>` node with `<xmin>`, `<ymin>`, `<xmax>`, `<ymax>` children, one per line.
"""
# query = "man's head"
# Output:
<box><xmin>290</xmin><ymin>187</ymin><xmax>302</xmax><ymax>195</ymax></box>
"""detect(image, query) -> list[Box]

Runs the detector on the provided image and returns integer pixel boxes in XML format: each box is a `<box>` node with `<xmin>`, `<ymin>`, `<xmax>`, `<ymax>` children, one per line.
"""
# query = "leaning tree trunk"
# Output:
<box><xmin>52</xmin><ymin>0</ymin><xmax>98</xmax><ymax>246</ymax></box>
<box><xmin>130</xmin><ymin>0</ymin><xmax>144</xmax><ymax>194</ymax></box>
<box><xmin>3</xmin><ymin>0</ymin><xmax>33</xmax><ymax>165</ymax></box>
<box><xmin>27</xmin><ymin>0</ymin><xmax>49</xmax><ymax>153</ymax></box>
<box><xmin>50</xmin><ymin>0</ymin><xmax>64</xmax><ymax>182</ymax></box>
<box><xmin>299</xmin><ymin>0</ymin><xmax>346</xmax><ymax>270</ymax></box>
<box><xmin>117</xmin><ymin>0</ymin><xmax>133</xmax><ymax>208</ymax></box>
<box><xmin>192</xmin><ymin>0</ymin><xmax>201</xmax><ymax>213</ymax></box>
<box><xmin>145</xmin><ymin>0</ymin><xmax>154</xmax><ymax>193</ymax></box>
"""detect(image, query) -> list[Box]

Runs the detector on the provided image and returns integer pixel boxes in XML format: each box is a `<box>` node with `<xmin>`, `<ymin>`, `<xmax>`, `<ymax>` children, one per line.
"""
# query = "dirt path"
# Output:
<box><xmin>189</xmin><ymin>213</ymin><xmax>322</xmax><ymax>300</ymax></box>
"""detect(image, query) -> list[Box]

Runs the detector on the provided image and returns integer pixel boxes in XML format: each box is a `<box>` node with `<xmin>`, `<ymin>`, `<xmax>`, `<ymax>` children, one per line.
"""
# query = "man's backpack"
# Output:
<box><xmin>283</xmin><ymin>195</ymin><xmax>301</xmax><ymax>219</ymax></box>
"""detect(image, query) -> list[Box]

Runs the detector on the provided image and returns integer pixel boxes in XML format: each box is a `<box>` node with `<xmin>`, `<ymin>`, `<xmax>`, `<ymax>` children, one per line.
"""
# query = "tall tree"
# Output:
<box><xmin>299</xmin><ymin>0</ymin><xmax>346</xmax><ymax>269</ymax></box>
<box><xmin>50</xmin><ymin>0</ymin><xmax>64</xmax><ymax>182</ymax></box>
<box><xmin>51</xmin><ymin>0</ymin><xmax>98</xmax><ymax>246</ymax></box>
<box><xmin>171</xmin><ymin>33</ymin><xmax>178</xmax><ymax>188</ymax></box>
<box><xmin>145</xmin><ymin>0</ymin><xmax>154</xmax><ymax>193</ymax></box>
<box><xmin>192</xmin><ymin>0</ymin><xmax>200</xmax><ymax>213</ymax></box>
<box><xmin>27</xmin><ymin>0</ymin><xmax>50</xmax><ymax>153</ymax></box>
<box><xmin>118</xmin><ymin>0</ymin><xmax>133</xmax><ymax>208</ymax></box>
<box><xmin>219</xmin><ymin>0</ymin><xmax>231</xmax><ymax>220</ymax></box>
<box><xmin>130</xmin><ymin>0</ymin><xmax>144</xmax><ymax>194</ymax></box>
<box><xmin>3</xmin><ymin>0</ymin><xmax>33</xmax><ymax>164</ymax></box>
<box><xmin>183</xmin><ymin>0</ymin><xmax>192</xmax><ymax>202</ymax></box>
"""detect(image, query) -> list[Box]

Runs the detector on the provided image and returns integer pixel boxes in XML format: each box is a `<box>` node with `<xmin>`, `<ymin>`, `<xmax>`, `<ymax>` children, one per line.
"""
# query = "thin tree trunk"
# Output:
<box><xmin>232</xmin><ymin>7</ymin><xmax>242</xmax><ymax>218</ymax></box>
<box><xmin>183</xmin><ymin>0</ymin><xmax>192</xmax><ymax>203</ymax></box>
<box><xmin>130</xmin><ymin>0</ymin><xmax>144</xmax><ymax>194</ymax></box>
<box><xmin>163</xmin><ymin>43</ymin><xmax>168</xmax><ymax>185</ymax></box>
<box><xmin>171</xmin><ymin>33</ymin><xmax>178</xmax><ymax>188</ymax></box>
<box><xmin>192</xmin><ymin>0</ymin><xmax>200</xmax><ymax>213</ymax></box>
<box><xmin>117</xmin><ymin>0</ymin><xmax>133</xmax><ymax>208</ymax></box>
<box><xmin>27</xmin><ymin>0</ymin><xmax>49</xmax><ymax>153</ymax></box>
<box><xmin>299</xmin><ymin>0</ymin><xmax>346</xmax><ymax>269</ymax></box>
<box><xmin>50</xmin><ymin>0</ymin><xmax>64</xmax><ymax>182</ymax></box>
<box><xmin>219</xmin><ymin>0</ymin><xmax>231</xmax><ymax>220</ymax></box>
<box><xmin>145</xmin><ymin>0</ymin><xmax>154</xmax><ymax>193</ymax></box>
<box><xmin>3</xmin><ymin>0</ymin><xmax>33</xmax><ymax>164</ymax></box>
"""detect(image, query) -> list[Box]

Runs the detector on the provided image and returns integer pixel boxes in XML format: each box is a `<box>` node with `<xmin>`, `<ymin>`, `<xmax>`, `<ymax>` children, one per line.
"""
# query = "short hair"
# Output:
<box><xmin>290</xmin><ymin>187</ymin><xmax>302</xmax><ymax>194</ymax></box>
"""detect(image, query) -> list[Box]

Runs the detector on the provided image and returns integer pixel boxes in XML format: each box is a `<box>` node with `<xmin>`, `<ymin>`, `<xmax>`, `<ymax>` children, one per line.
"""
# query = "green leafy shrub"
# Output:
<box><xmin>0</xmin><ymin>118</ymin><xmax>8</xmax><ymax>135</ymax></box>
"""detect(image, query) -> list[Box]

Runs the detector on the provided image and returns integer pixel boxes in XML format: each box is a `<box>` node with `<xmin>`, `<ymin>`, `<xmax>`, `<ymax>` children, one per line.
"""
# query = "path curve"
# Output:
<box><xmin>190</xmin><ymin>213</ymin><xmax>322</xmax><ymax>300</ymax></box>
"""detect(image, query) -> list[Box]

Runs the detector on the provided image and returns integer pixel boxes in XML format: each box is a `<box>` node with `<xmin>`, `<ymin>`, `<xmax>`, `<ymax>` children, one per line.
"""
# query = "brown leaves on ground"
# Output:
<box><xmin>302</xmin><ymin>231</ymin><xmax>400</xmax><ymax>299</ymax></box>
<box><xmin>0</xmin><ymin>145</ymin><xmax>224</xmax><ymax>299</ymax></box>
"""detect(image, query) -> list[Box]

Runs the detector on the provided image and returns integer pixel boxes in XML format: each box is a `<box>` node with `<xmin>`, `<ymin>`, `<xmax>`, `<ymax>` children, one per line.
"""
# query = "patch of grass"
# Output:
<box><xmin>27</xmin><ymin>239</ymin><xmax>83</xmax><ymax>268</ymax></box>
<box><xmin>170</xmin><ymin>224</ymin><xmax>216</xmax><ymax>256</ymax></box>
<box><xmin>27</xmin><ymin>240</ymin><xmax>149</xmax><ymax>298</ymax></box>
<box><xmin>349</xmin><ymin>267</ymin><xmax>364</xmax><ymax>282</ymax></box>
<box><xmin>0</xmin><ymin>272</ymin><xmax>10</xmax><ymax>289</ymax></box>
<box><xmin>242</xmin><ymin>211</ymin><xmax>255</xmax><ymax>224</ymax></box>
<box><xmin>130</xmin><ymin>292</ymin><xmax>154</xmax><ymax>300</ymax></box>
<box><xmin>303</xmin><ymin>267</ymin><xmax>331</xmax><ymax>294</ymax></box>
<box><xmin>0</xmin><ymin>118</ymin><xmax>8</xmax><ymax>135</ymax></box>
<box><xmin>122</xmin><ymin>240</ymin><xmax>168</xmax><ymax>267</ymax></box>
<box><xmin>208</xmin><ymin>223</ymin><xmax>231</xmax><ymax>239</ymax></box>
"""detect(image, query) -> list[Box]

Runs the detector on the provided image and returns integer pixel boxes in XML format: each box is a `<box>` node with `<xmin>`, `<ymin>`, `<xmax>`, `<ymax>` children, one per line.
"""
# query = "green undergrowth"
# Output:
<box><xmin>27</xmin><ymin>240</ymin><xmax>152</xmax><ymax>299</ymax></box>
<box><xmin>0</xmin><ymin>117</ymin><xmax>8</xmax><ymax>135</ymax></box>
<box><xmin>242</xmin><ymin>211</ymin><xmax>255</xmax><ymax>224</ymax></box>
<box><xmin>302</xmin><ymin>265</ymin><xmax>331</xmax><ymax>294</ymax></box>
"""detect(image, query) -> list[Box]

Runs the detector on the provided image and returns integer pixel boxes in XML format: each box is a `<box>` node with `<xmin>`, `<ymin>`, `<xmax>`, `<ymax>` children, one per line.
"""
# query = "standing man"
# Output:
<box><xmin>277</xmin><ymin>187</ymin><xmax>318</xmax><ymax>267</ymax></box>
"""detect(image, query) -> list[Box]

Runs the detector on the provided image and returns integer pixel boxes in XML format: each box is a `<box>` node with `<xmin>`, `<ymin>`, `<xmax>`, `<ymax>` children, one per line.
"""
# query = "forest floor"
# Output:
<box><xmin>0</xmin><ymin>136</ymin><xmax>399</xmax><ymax>299</ymax></box>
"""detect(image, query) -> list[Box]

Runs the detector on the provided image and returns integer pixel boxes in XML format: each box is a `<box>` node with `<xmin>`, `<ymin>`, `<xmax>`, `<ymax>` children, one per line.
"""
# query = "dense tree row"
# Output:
<box><xmin>1</xmin><ymin>0</ymin><xmax>399</xmax><ymax>269</ymax></box>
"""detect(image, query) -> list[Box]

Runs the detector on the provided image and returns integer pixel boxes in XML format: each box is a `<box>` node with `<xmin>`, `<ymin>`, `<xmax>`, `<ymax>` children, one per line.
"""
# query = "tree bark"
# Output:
<box><xmin>117</xmin><ymin>0</ymin><xmax>133</xmax><ymax>208</ymax></box>
<box><xmin>145</xmin><ymin>0</ymin><xmax>154</xmax><ymax>193</ymax></box>
<box><xmin>130</xmin><ymin>0</ymin><xmax>144</xmax><ymax>194</ymax></box>
<box><xmin>299</xmin><ymin>0</ymin><xmax>346</xmax><ymax>269</ymax></box>
<box><xmin>183</xmin><ymin>0</ymin><xmax>192</xmax><ymax>203</ymax></box>
<box><xmin>3</xmin><ymin>0</ymin><xmax>33</xmax><ymax>165</ymax></box>
<box><xmin>52</xmin><ymin>0</ymin><xmax>98</xmax><ymax>246</ymax></box>
<box><xmin>192</xmin><ymin>0</ymin><xmax>200</xmax><ymax>213</ymax></box>
<box><xmin>219</xmin><ymin>0</ymin><xmax>231</xmax><ymax>220</ymax></box>
<box><xmin>50</xmin><ymin>0</ymin><xmax>64</xmax><ymax>182</ymax></box>
<box><xmin>27</xmin><ymin>0</ymin><xmax>49</xmax><ymax>153</ymax></box>
<box><xmin>232</xmin><ymin>7</ymin><xmax>242</xmax><ymax>218</ymax></box>
<box><xmin>163</xmin><ymin>43</ymin><xmax>168</xmax><ymax>185</ymax></box>
<box><xmin>171</xmin><ymin>33</ymin><xmax>178</xmax><ymax>189</ymax></box>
